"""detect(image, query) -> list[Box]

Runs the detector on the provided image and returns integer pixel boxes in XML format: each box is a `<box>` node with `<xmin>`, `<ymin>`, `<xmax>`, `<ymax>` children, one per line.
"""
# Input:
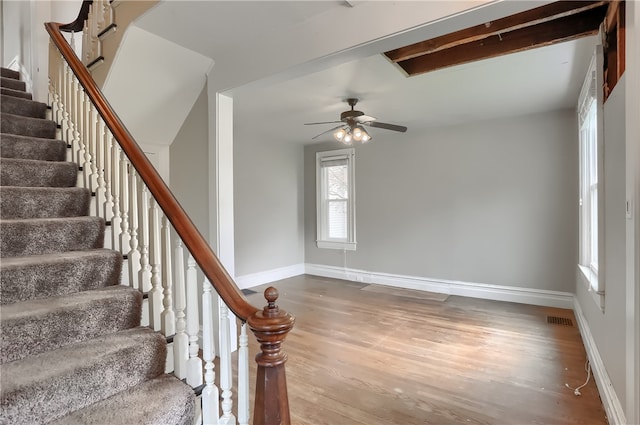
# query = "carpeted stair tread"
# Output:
<box><xmin>0</xmin><ymin>76</ymin><xmax>26</xmax><ymax>92</ymax></box>
<box><xmin>1</xmin><ymin>285</ymin><xmax>142</xmax><ymax>363</ymax></box>
<box><xmin>1</xmin><ymin>112</ymin><xmax>56</xmax><ymax>139</ymax></box>
<box><xmin>0</xmin><ymin>65</ymin><xmax>192</xmax><ymax>424</ymax></box>
<box><xmin>1</xmin><ymin>68</ymin><xmax>20</xmax><ymax>80</ymax></box>
<box><xmin>49</xmin><ymin>374</ymin><xmax>196</xmax><ymax>425</ymax></box>
<box><xmin>0</xmin><ymin>157</ymin><xmax>77</xmax><ymax>187</ymax></box>
<box><xmin>1</xmin><ymin>87</ymin><xmax>32</xmax><ymax>100</ymax></box>
<box><xmin>0</xmin><ymin>249</ymin><xmax>122</xmax><ymax>305</ymax></box>
<box><xmin>0</xmin><ymin>133</ymin><xmax>67</xmax><ymax>161</ymax></box>
<box><xmin>1</xmin><ymin>94</ymin><xmax>47</xmax><ymax>119</ymax></box>
<box><xmin>0</xmin><ymin>186</ymin><xmax>91</xmax><ymax>219</ymax></box>
<box><xmin>0</xmin><ymin>216</ymin><xmax>104</xmax><ymax>257</ymax></box>
<box><xmin>0</xmin><ymin>327</ymin><xmax>166</xmax><ymax>425</ymax></box>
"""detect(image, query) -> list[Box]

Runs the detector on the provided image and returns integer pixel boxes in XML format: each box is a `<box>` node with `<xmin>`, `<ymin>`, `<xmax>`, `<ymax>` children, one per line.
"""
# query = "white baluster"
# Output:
<box><xmin>96</xmin><ymin>0</ymin><xmax>105</xmax><ymax>30</ymax></box>
<box><xmin>66</xmin><ymin>75</ymin><xmax>79</xmax><ymax>165</ymax></box>
<box><xmin>61</xmin><ymin>64</ymin><xmax>72</xmax><ymax>150</ymax></box>
<box><xmin>137</xmin><ymin>178</ymin><xmax>152</xmax><ymax>327</ymax></box>
<box><xmin>219</xmin><ymin>300</ymin><xmax>235</xmax><ymax>424</ymax></box>
<box><xmin>202</xmin><ymin>279</ymin><xmax>220</xmax><ymax>425</ymax></box>
<box><xmin>127</xmin><ymin>167</ymin><xmax>141</xmax><ymax>291</ymax></box>
<box><xmin>110</xmin><ymin>135</ymin><xmax>122</xmax><ymax>252</ymax></box>
<box><xmin>119</xmin><ymin>152</ymin><xmax>131</xmax><ymax>253</ymax></box>
<box><xmin>88</xmin><ymin>5</ymin><xmax>98</xmax><ymax>63</ymax></box>
<box><xmin>148</xmin><ymin>199</ymin><xmax>163</xmax><ymax>331</ymax></box>
<box><xmin>104</xmin><ymin>0</ymin><xmax>114</xmax><ymax>28</ymax></box>
<box><xmin>138</xmin><ymin>179</ymin><xmax>152</xmax><ymax>293</ymax></box>
<box><xmin>47</xmin><ymin>72</ymin><xmax>59</xmax><ymax>143</ymax></box>
<box><xmin>81</xmin><ymin>94</ymin><xmax>93</xmax><ymax>190</ymax></box>
<box><xmin>186</xmin><ymin>254</ymin><xmax>203</xmax><ymax>387</ymax></box>
<box><xmin>173</xmin><ymin>239</ymin><xmax>188</xmax><ymax>380</ymax></box>
<box><xmin>87</xmin><ymin>105</ymin><xmax>99</xmax><ymax>199</ymax></box>
<box><xmin>238</xmin><ymin>322</ymin><xmax>250</xmax><ymax>425</ymax></box>
<box><xmin>94</xmin><ymin>119</ymin><xmax>107</xmax><ymax>219</ymax></box>
<box><xmin>161</xmin><ymin>216</ymin><xmax>175</xmax><ymax>336</ymax></box>
<box><xmin>74</xmin><ymin>91</ymin><xmax>85</xmax><ymax>175</ymax></box>
<box><xmin>67</xmin><ymin>71</ymin><xmax>78</xmax><ymax>149</ymax></box>
<box><xmin>102</xmin><ymin>129</ymin><xmax>114</xmax><ymax>223</ymax></box>
<box><xmin>73</xmin><ymin>79</ymin><xmax>84</xmax><ymax>165</ymax></box>
<box><xmin>70</xmin><ymin>30</ymin><xmax>76</xmax><ymax>51</ymax></box>
<box><xmin>82</xmin><ymin>21</ymin><xmax>89</xmax><ymax>64</ymax></box>
<box><xmin>48</xmin><ymin>55</ymin><xmax>61</xmax><ymax>127</ymax></box>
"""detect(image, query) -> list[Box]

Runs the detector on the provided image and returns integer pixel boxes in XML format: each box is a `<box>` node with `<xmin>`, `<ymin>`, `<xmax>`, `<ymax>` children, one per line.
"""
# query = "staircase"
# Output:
<box><xmin>0</xmin><ymin>67</ymin><xmax>196</xmax><ymax>424</ymax></box>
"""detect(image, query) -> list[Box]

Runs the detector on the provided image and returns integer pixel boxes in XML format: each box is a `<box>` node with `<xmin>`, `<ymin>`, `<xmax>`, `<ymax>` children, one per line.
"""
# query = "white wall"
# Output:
<box><xmin>575</xmin><ymin>76</ymin><xmax>628</xmax><ymax>418</ymax></box>
<box><xmin>234</xmin><ymin>132</ymin><xmax>305</xmax><ymax>278</ymax></box>
<box><xmin>305</xmin><ymin>109</ymin><xmax>578</xmax><ymax>293</ymax></box>
<box><xmin>2</xmin><ymin>1</ymin><xmax>36</xmax><ymax>93</ymax></box>
<box><xmin>169</xmin><ymin>86</ymin><xmax>210</xmax><ymax>240</ymax></box>
<box><xmin>625</xmin><ymin>3</ymin><xmax>640</xmax><ymax>421</ymax></box>
<box><xmin>1</xmin><ymin>0</ymin><xmax>81</xmax><ymax>102</ymax></box>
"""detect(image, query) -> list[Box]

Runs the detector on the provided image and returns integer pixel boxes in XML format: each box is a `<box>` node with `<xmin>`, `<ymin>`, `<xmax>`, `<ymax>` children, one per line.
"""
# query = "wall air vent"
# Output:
<box><xmin>547</xmin><ymin>316</ymin><xmax>574</xmax><ymax>327</ymax></box>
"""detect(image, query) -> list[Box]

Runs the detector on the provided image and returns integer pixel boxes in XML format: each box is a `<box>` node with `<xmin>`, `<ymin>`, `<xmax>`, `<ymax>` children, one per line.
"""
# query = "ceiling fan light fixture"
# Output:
<box><xmin>361</xmin><ymin>131</ymin><xmax>372</xmax><ymax>142</ymax></box>
<box><xmin>333</xmin><ymin>128</ymin><xmax>346</xmax><ymax>141</ymax></box>
<box><xmin>343</xmin><ymin>131</ymin><xmax>353</xmax><ymax>144</ymax></box>
<box><xmin>352</xmin><ymin>126</ymin><xmax>363</xmax><ymax>141</ymax></box>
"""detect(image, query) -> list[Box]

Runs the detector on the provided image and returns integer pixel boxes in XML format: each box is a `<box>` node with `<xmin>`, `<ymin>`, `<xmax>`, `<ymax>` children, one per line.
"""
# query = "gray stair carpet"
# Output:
<box><xmin>0</xmin><ymin>186</ymin><xmax>91</xmax><ymax>219</ymax></box>
<box><xmin>0</xmin><ymin>157</ymin><xmax>78</xmax><ymax>187</ymax></box>
<box><xmin>0</xmin><ymin>76</ymin><xmax>26</xmax><ymax>92</ymax></box>
<box><xmin>1</xmin><ymin>113</ymin><xmax>57</xmax><ymax>139</ymax></box>
<box><xmin>0</xmin><ymin>67</ymin><xmax>195</xmax><ymax>424</ymax></box>
<box><xmin>1</xmin><ymin>87</ymin><xmax>32</xmax><ymax>100</ymax></box>
<box><xmin>1</xmin><ymin>133</ymin><xmax>68</xmax><ymax>161</ymax></box>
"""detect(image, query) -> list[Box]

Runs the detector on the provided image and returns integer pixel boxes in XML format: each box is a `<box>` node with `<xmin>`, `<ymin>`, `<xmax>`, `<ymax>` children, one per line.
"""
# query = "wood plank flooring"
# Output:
<box><xmin>243</xmin><ymin>275</ymin><xmax>607</xmax><ymax>425</ymax></box>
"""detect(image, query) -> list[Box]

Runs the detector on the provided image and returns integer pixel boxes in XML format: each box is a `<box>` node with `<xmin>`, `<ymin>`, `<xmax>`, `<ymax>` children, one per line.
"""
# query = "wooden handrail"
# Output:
<box><xmin>46</xmin><ymin>18</ymin><xmax>295</xmax><ymax>423</ymax></box>
<box><xmin>45</xmin><ymin>21</ymin><xmax>258</xmax><ymax>321</ymax></box>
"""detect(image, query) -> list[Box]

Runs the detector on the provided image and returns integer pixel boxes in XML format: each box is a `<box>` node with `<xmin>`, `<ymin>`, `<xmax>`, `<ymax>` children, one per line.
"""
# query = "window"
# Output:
<box><xmin>578</xmin><ymin>46</ymin><xmax>604</xmax><ymax>300</ymax></box>
<box><xmin>316</xmin><ymin>148</ymin><xmax>356</xmax><ymax>250</ymax></box>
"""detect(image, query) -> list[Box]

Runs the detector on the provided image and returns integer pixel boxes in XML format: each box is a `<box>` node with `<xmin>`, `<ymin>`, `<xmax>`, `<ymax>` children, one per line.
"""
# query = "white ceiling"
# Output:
<box><xmin>230</xmin><ymin>35</ymin><xmax>597</xmax><ymax>145</ymax></box>
<box><xmin>133</xmin><ymin>0</ymin><xmax>598</xmax><ymax>146</ymax></box>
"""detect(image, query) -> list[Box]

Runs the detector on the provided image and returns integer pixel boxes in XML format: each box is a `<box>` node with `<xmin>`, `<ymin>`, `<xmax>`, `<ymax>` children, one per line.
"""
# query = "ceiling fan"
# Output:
<box><xmin>305</xmin><ymin>98</ymin><xmax>407</xmax><ymax>143</ymax></box>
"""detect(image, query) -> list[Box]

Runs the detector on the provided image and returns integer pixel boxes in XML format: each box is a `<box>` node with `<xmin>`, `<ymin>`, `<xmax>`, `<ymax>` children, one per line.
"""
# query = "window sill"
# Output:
<box><xmin>578</xmin><ymin>265</ymin><xmax>605</xmax><ymax>312</ymax></box>
<box><xmin>317</xmin><ymin>240</ymin><xmax>356</xmax><ymax>251</ymax></box>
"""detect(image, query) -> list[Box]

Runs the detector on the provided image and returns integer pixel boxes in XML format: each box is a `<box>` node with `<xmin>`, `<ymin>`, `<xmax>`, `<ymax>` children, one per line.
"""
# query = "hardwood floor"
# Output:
<box><xmin>243</xmin><ymin>275</ymin><xmax>607</xmax><ymax>425</ymax></box>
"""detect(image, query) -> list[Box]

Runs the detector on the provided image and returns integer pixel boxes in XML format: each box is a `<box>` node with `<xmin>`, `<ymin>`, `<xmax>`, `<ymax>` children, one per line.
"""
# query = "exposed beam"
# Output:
<box><xmin>395</xmin><ymin>4</ymin><xmax>608</xmax><ymax>77</ymax></box>
<box><xmin>604</xmin><ymin>0</ymin><xmax>622</xmax><ymax>30</ymax></box>
<box><xmin>385</xmin><ymin>1</ymin><xmax>607</xmax><ymax>63</ymax></box>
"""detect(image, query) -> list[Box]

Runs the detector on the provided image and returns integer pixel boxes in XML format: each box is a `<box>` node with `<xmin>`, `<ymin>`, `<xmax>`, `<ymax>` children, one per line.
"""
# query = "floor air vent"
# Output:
<box><xmin>241</xmin><ymin>288</ymin><xmax>258</xmax><ymax>296</ymax></box>
<box><xmin>547</xmin><ymin>316</ymin><xmax>574</xmax><ymax>326</ymax></box>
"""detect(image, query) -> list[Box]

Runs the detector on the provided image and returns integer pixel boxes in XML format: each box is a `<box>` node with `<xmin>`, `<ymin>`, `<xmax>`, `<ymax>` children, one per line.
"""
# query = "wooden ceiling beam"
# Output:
<box><xmin>385</xmin><ymin>1</ymin><xmax>608</xmax><ymax>63</ymax></box>
<box><xmin>395</xmin><ymin>4</ymin><xmax>608</xmax><ymax>77</ymax></box>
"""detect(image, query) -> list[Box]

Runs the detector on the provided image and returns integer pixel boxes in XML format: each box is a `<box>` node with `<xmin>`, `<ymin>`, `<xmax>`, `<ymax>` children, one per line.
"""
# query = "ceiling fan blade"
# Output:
<box><xmin>364</xmin><ymin>121</ymin><xmax>408</xmax><ymax>133</ymax></box>
<box><xmin>304</xmin><ymin>120</ymin><xmax>344</xmax><ymax>126</ymax></box>
<box><xmin>353</xmin><ymin>114</ymin><xmax>377</xmax><ymax>123</ymax></box>
<box><xmin>311</xmin><ymin>124</ymin><xmax>347</xmax><ymax>140</ymax></box>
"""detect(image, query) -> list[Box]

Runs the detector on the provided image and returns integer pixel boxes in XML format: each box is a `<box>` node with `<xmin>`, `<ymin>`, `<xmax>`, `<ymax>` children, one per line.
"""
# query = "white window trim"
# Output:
<box><xmin>316</xmin><ymin>148</ymin><xmax>356</xmax><ymax>251</ymax></box>
<box><xmin>577</xmin><ymin>44</ymin><xmax>605</xmax><ymax>310</ymax></box>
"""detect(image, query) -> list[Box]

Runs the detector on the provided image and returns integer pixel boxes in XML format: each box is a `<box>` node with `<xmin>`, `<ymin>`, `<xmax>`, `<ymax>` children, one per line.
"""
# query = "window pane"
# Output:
<box><xmin>326</xmin><ymin>165</ymin><xmax>348</xmax><ymax>200</ymax></box>
<box><xmin>328</xmin><ymin>200</ymin><xmax>347</xmax><ymax>239</ymax></box>
<box><xmin>316</xmin><ymin>149</ymin><xmax>355</xmax><ymax>249</ymax></box>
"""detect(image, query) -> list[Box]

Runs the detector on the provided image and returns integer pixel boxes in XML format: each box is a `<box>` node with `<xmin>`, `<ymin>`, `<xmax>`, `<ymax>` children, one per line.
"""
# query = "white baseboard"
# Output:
<box><xmin>304</xmin><ymin>263</ymin><xmax>574</xmax><ymax>309</ymax></box>
<box><xmin>235</xmin><ymin>263</ymin><xmax>305</xmax><ymax>289</ymax></box>
<box><xmin>573</xmin><ymin>300</ymin><xmax>627</xmax><ymax>425</ymax></box>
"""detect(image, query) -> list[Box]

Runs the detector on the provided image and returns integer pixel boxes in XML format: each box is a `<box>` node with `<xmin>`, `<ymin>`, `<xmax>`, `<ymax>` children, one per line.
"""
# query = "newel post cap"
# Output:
<box><xmin>247</xmin><ymin>287</ymin><xmax>295</xmax><ymax>367</ymax></box>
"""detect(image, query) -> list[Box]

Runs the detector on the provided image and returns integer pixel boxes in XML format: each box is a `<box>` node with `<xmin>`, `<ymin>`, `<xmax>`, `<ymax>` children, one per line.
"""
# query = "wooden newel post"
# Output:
<box><xmin>247</xmin><ymin>287</ymin><xmax>295</xmax><ymax>425</ymax></box>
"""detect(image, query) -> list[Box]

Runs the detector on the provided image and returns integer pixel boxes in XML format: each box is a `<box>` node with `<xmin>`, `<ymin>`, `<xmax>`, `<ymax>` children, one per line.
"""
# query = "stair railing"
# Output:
<box><xmin>46</xmin><ymin>15</ymin><xmax>294</xmax><ymax>425</ymax></box>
